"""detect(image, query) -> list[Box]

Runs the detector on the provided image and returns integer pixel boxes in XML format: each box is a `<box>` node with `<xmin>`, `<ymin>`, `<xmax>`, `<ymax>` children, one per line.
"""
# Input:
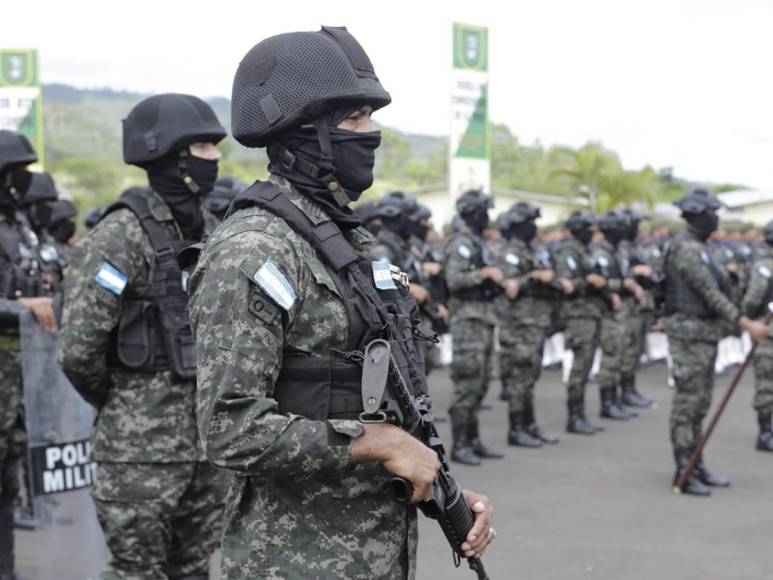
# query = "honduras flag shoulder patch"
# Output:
<box><xmin>254</xmin><ymin>260</ymin><xmax>296</xmax><ymax>311</ymax></box>
<box><xmin>95</xmin><ymin>262</ymin><xmax>128</xmax><ymax>296</ymax></box>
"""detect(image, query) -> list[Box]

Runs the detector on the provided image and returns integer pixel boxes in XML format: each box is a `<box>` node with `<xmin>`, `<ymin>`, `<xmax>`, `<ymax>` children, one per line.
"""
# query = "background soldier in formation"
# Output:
<box><xmin>202</xmin><ymin>175</ymin><xmax>247</xmax><ymax>222</ymax></box>
<box><xmin>554</xmin><ymin>210</ymin><xmax>606</xmax><ymax>435</ymax></box>
<box><xmin>0</xmin><ymin>131</ymin><xmax>60</xmax><ymax>580</ymax></box>
<box><xmin>494</xmin><ymin>202</ymin><xmax>562</xmax><ymax>447</ymax></box>
<box><xmin>445</xmin><ymin>189</ymin><xmax>505</xmax><ymax>464</ymax></box>
<box><xmin>741</xmin><ymin>219</ymin><xmax>773</xmax><ymax>452</ymax></box>
<box><xmin>592</xmin><ymin>211</ymin><xmax>637</xmax><ymax>420</ymax></box>
<box><xmin>189</xmin><ymin>27</ymin><xmax>493</xmax><ymax>578</ymax></box>
<box><xmin>663</xmin><ymin>188</ymin><xmax>768</xmax><ymax>496</ymax></box>
<box><xmin>59</xmin><ymin>94</ymin><xmax>228</xmax><ymax>578</ymax></box>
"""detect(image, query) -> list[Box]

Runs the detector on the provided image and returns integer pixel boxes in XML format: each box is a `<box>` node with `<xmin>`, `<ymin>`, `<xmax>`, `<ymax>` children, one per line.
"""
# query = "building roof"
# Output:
<box><xmin>717</xmin><ymin>190</ymin><xmax>773</xmax><ymax>209</ymax></box>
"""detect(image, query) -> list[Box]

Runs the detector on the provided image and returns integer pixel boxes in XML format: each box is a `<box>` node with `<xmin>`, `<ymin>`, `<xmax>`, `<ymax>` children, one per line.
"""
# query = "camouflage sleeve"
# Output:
<box><xmin>0</xmin><ymin>298</ymin><xmax>23</xmax><ymax>328</ymax></box>
<box><xmin>59</xmin><ymin>210</ymin><xmax>147</xmax><ymax>408</ymax></box>
<box><xmin>554</xmin><ymin>245</ymin><xmax>588</xmax><ymax>294</ymax></box>
<box><xmin>674</xmin><ymin>242</ymin><xmax>740</xmax><ymax>323</ymax></box>
<box><xmin>444</xmin><ymin>236</ymin><xmax>483</xmax><ymax>292</ymax></box>
<box><xmin>741</xmin><ymin>261</ymin><xmax>771</xmax><ymax>318</ymax></box>
<box><xmin>189</xmin><ymin>227</ymin><xmax>362</xmax><ymax>479</ymax></box>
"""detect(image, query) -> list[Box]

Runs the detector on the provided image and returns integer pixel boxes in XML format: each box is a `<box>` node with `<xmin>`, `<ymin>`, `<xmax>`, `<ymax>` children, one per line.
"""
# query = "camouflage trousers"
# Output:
<box><xmin>449</xmin><ymin>317</ymin><xmax>496</xmax><ymax>429</ymax></box>
<box><xmin>668</xmin><ymin>337</ymin><xmax>718</xmax><ymax>451</ymax></box>
<box><xmin>499</xmin><ymin>323</ymin><xmax>549</xmax><ymax>413</ymax></box>
<box><xmin>621</xmin><ymin>312</ymin><xmax>646</xmax><ymax>378</ymax></box>
<box><xmin>596</xmin><ymin>315</ymin><xmax>625</xmax><ymax>390</ymax></box>
<box><xmin>564</xmin><ymin>317</ymin><xmax>600</xmax><ymax>403</ymax></box>
<box><xmin>92</xmin><ymin>461</ymin><xmax>227</xmax><ymax>580</ymax></box>
<box><xmin>753</xmin><ymin>338</ymin><xmax>773</xmax><ymax>414</ymax></box>
<box><xmin>0</xmin><ymin>348</ymin><xmax>25</xmax><ymax>504</ymax></box>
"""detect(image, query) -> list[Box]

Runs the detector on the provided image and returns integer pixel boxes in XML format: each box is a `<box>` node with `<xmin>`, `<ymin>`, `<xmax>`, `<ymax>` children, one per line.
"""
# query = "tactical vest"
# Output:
<box><xmin>663</xmin><ymin>233</ymin><xmax>729</xmax><ymax>318</ymax></box>
<box><xmin>102</xmin><ymin>189</ymin><xmax>197</xmax><ymax>380</ymax></box>
<box><xmin>0</xmin><ymin>212</ymin><xmax>45</xmax><ymax>302</ymax></box>
<box><xmin>36</xmin><ymin>234</ymin><xmax>66</xmax><ymax>296</ymax></box>
<box><xmin>448</xmin><ymin>233</ymin><xmax>502</xmax><ymax>301</ymax></box>
<box><xmin>229</xmin><ymin>181</ymin><xmax>428</xmax><ymax>422</ymax></box>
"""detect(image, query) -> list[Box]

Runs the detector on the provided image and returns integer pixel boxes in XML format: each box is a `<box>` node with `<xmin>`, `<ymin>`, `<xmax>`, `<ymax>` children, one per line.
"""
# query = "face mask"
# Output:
<box><xmin>185</xmin><ymin>155</ymin><xmax>219</xmax><ymax>196</ymax></box>
<box><xmin>50</xmin><ymin>219</ymin><xmax>76</xmax><ymax>244</ymax></box>
<box><xmin>573</xmin><ymin>228</ymin><xmax>593</xmax><ymax>245</ymax></box>
<box><xmin>329</xmin><ymin>127</ymin><xmax>381</xmax><ymax>201</ymax></box>
<box><xmin>409</xmin><ymin>220</ymin><xmax>430</xmax><ymax>241</ymax></box>
<box><xmin>512</xmin><ymin>222</ymin><xmax>538</xmax><ymax>243</ymax></box>
<box><xmin>603</xmin><ymin>228</ymin><xmax>623</xmax><ymax>246</ymax></box>
<box><xmin>463</xmin><ymin>209</ymin><xmax>489</xmax><ymax>234</ymax></box>
<box><xmin>687</xmin><ymin>211</ymin><xmax>719</xmax><ymax>240</ymax></box>
<box><xmin>28</xmin><ymin>202</ymin><xmax>53</xmax><ymax>231</ymax></box>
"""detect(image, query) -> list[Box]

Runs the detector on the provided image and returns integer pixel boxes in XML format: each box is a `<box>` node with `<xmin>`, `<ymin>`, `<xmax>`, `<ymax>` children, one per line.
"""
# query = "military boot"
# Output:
<box><xmin>756</xmin><ymin>411</ymin><xmax>773</xmax><ymax>452</ymax></box>
<box><xmin>450</xmin><ymin>420</ymin><xmax>481</xmax><ymax>466</ymax></box>
<box><xmin>621</xmin><ymin>374</ymin><xmax>653</xmax><ymax>408</ymax></box>
<box><xmin>599</xmin><ymin>387</ymin><xmax>630</xmax><ymax>420</ymax></box>
<box><xmin>508</xmin><ymin>411</ymin><xmax>542</xmax><ymax>447</ymax></box>
<box><xmin>614</xmin><ymin>386</ymin><xmax>638</xmax><ymax>418</ymax></box>
<box><xmin>695</xmin><ymin>457</ymin><xmax>730</xmax><ymax>488</ymax></box>
<box><xmin>469</xmin><ymin>419</ymin><xmax>504</xmax><ymax>458</ymax></box>
<box><xmin>673</xmin><ymin>449</ymin><xmax>711</xmax><ymax>497</ymax></box>
<box><xmin>524</xmin><ymin>396</ymin><xmax>559</xmax><ymax>444</ymax></box>
<box><xmin>0</xmin><ymin>500</ymin><xmax>14</xmax><ymax>580</ymax></box>
<box><xmin>566</xmin><ymin>400</ymin><xmax>602</xmax><ymax>435</ymax></box>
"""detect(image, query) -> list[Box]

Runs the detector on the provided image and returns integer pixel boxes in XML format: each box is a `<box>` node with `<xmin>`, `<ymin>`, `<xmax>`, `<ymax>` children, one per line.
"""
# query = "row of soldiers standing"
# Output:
<box><xmin>356</xmin><ymin>186</ymin><xmax>773</xmax><ymax>495</ymax></box>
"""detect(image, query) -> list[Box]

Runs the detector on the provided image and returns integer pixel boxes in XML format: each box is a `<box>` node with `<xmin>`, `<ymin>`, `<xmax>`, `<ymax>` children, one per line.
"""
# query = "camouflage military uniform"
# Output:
<box><xmin>493</xmin><ymin>238</ymin><xmax>553</xmax><ymax>415</ymax></box>
<box><xmin>617</xmin><ymin>239</ymin><xmax>647</xmax><ymax>379</ymax></box>
<box><xmin>663</xmin><ymin>230</ymin><xmax>739</xmax><ymax>453</ymax></box>
<box><xmin>445</xmin><ymin>225</ymin><xmax>498</xmax><ymax>445</ymax></box>
<box><xmin>554</xmin><ymin>238</ymin><xmax>604</xmax><ymax>406</ymax></box>
<box><xmin>741</xmin><ymin>251</ymin><xmax>773</xmax><ymax>444</ymax></box>
<box><xmin>60</xmin><ymin>189</ymin><xmax>226</xmax><ymax>579</ymax></box>
<box><xmin>189</xmin><ymin>178</ymin><xmax>418</xmax><ymax>579</ymax></box>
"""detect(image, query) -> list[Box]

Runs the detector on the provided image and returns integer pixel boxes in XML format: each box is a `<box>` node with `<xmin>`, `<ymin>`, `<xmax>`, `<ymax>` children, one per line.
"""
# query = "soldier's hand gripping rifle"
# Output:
<box><xmin>360</xmin><ymin>339</ymin><xmax>490</xmax><ymax>580</ymax></box>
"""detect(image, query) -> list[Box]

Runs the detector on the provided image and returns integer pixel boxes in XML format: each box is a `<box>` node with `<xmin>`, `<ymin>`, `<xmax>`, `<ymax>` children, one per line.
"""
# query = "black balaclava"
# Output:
<box><xmin>267</xmin><ymin>106</ymin><xmax>381</xmax><ymax>230</ymax></box>
<box><xmin>408</xmin><ymin>219</ymin><xmax>430</xmax><ymax>242</ymax></box>
<box><xmin>382</xmin><ymin>214</ymin><xmax>411</xmax><ymax>240</ymax></box>
<box><xmin>572</xmin><ymin>227</ymin><xmax>593</xmax><ymax>245</ymax></box>
<box><xmin>462</xmin><ymin>208</ymin><xmax>489</xmax><ymax>235</ymax></box>
<box><xmin>511</xmin><ymin>221</ymin><xmax>538</xmax><ymax>244</ymax></box>
<box><xmin>0</xmin><ymin>168</ymin><xmax>32</xmax><ymax>215</ymax></box>
<box><xmin>26</xmin><ymin>202</ymin><xmax>53</xmax><ymax>232</ymax></box>
<box><xmin>49</xmin><ymin>219</ymin><xmax>77</xmax><ymax>244</ymax></box>
<box><xmin>602</xmin><ymin>226</ymin><xmax>624</xmax><ymax>246</ymax></box>
<box><xmin>686</xmin><ymin>210</ymin><xmax>719</xmax><ymax>241</ymax></box>
<box><xmin>146</xmin><ymin>149</ymin><xmax>218</xmax><ymax>241</ymax></box>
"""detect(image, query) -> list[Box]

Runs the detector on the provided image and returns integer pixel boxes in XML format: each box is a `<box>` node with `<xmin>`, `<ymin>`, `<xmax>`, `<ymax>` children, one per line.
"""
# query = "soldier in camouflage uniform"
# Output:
<box><xmin>617</xmin><ymin>209</ymin><xmax>656</xmax><ymax>408</ymax></box>
<box><xmin>741</xmin><ymin>220</ymin><xmax>773</xmax><ymax>452</ymax></box>
<box><xmin>553</xmin><ymin>210</ymin><xmax>606</xmax><ymax>435</ymax></box>
<box><xmin>190</xmin><ymin>27</ymin><xmax>493</xmax><ymax>579</ymax></box>
<box><xmin>493</xmin><ymin>202</ymin><xmax>564</xmax><ymax>447</ymax></box>
<box><xmin>445</xmin><ymin>189</ymin><xmax>506</xmax><ymax>465</ymax></box>
<box><xmin>663</xmin><ymin>189</ymin><xmax>768</xmax><ymax>495</ymax></box>
<box><xmin>60</xmin><ymin>94</ymin><xmax>228</xmax><ymax>578</ymax></box>
<box><xmin>0</xmin><ymin>131</ymin><xmax>59</xmax><ymax>580</ymax></box>
<box><xmin>592</xmin><ymin>211</ymin><xmax>638</xmax><ymax>420</ymax></box>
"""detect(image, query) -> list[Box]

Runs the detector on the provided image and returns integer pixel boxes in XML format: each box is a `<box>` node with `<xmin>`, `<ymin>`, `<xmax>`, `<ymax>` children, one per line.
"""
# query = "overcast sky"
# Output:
<box><xmin>6</xmin><ymin>0</ymin><xmax>773</xmax><ymax>188</ymax></box>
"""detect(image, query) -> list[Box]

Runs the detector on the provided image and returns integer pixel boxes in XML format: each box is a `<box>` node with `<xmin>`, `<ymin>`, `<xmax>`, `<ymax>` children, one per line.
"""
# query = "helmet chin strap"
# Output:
<box><xmin>178</xmin><ymin>150</ymin><xmax>201</xmax><ymax>195</ymax></box>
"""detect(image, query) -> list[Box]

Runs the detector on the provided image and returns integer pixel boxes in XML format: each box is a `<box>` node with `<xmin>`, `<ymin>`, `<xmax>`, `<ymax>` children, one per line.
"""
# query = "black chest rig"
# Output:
<box><xmin>664</xmin><ymin>233</ymin><xmax>730</xmax><ymax>318</ymax></box>
<box><xmin>0</xmin><ymin>212</ymin><xmax>47</xmax><ymax>300</ymax></box>
<box><xmin>102</xmin><ymin>189</ymin><xmax>197</xmax><ymax>380</ymax></box>
<box><xmin>35</xmin><ymin>232</ymin><xmax>66</xmax><ymax>295</ymax></box>
<box><xmin>450</xmin><ymin>234</ymin><xmax>502</xmax><ymax>301</ymax></box>
<box><xmin>229</xmin><ymin>181</ymin><xmax>429</xmax><ymax>422</ymax></box>
<box><xmin>591</xmin><ymin>242</ymin><xmax>622</xmax><ymax>280</ymax></box>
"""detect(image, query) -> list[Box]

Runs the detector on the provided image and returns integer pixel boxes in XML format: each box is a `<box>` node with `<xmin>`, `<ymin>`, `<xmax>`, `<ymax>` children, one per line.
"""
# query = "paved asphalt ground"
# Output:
<box><xmin>16</xmin><ymin>362</ymin><xmax>773</xmax><ymax>579</ymax></box>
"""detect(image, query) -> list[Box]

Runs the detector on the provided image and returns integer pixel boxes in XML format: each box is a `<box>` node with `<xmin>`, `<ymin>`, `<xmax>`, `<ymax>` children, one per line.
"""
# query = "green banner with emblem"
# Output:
<box><xmin>0</xmin><ymin>49</ymin><xmax>44</xmax><ymax>167</ymax></box>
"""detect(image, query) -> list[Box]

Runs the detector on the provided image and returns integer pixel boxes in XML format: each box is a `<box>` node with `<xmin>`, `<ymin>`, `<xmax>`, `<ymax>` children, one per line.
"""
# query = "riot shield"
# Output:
<box><xmin>19</xmin><ymin>310</ymin><xmax>108</xmax><ymax>579</ymax></box>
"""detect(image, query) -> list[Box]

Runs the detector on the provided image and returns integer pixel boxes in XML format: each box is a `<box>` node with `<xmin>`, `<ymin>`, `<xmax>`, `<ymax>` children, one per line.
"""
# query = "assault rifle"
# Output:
<box><xmin>360</xmin><ymin>339</ymin><xmax>490</xmax><ymax>580</ymax></box>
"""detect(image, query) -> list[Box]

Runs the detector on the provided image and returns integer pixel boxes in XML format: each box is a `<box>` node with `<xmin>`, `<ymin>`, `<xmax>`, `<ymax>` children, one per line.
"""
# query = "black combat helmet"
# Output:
<box><xmin>376</xmin><ymin>191</ymin><xmax>418</xmax><ymax>218</ymax></box>
<box><xmin>49</xmin><ymin>199</ymin><xmax>77</xmax><ymax>224</ymax></box>
<box><xmin>620</xmin><ymin>208</ymin><xmax>642</xmax><ymax>241</ymax></box>
<box><xmin>565</xmin><ymin>209</ymin><xmax>595</xmax><ymax>232</ymax></box>
<box><xmin>20</xmin><ymin>172</ymin><xmax>58</xmax><ymax>206</ymax></box>
<box><xmin>0</xmin><ymin>130</ymin><xmax>37</xmax><ymax>173</ymax></box>
<box><xmin>596</xmin><ymin>210</ymin><xmax>624</xmax><ymax>233</ymax></box>
<box><xmin>673</xmin><ymin>188</ymin><xmax>722</xmax><ymax>215</ymax></box>
<box><xmin>231</xmin><ymin>26</ymin><xmax>391</xmax><ymax>148</ymax></box>
<box><xmin>507</xmin><ymin>201</ymin><xmax>541</xmax><ymax>223</ymax></box>
<box><xmin>456</xmin><ymin>189</ymin><xmax>493</xmax><ymax>215</ymax></box>
<box><xmin>122</xmin><ymin>94</ymin><xmax>226</xmax><ymax>167</ymax></box>
<box><xmin>203</xmin><ymin>175</ymin><xmax>247</xmax><ymax>220</ymax></box>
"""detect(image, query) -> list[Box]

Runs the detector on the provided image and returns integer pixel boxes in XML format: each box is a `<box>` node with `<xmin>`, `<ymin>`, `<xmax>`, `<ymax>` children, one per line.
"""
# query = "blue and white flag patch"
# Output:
<box><xmin>758</xmin><ymin>265</ymin><xmax>772</xmax><ymax>279</ymax></box>
<box><xmin>372</xmin><ymin>258</ymin><xmax>397</xmax><ymax>290</ymax></box>
<box><xmin>700</xmin><ymin>251</ymin><xmax>710</xmax><ymax>265</ymax></box>
<box><xmin>458</xmin><ymin>245</ymin><xmax>472</xmax><ymax>259</ymax></box>
<box><xmin>566</xmin><ymin>256</ymin><xmax>577</xmax><ymax>270</ymax></box>
<box><xmin>254</xmin><ymin>260</ymin><xmax>296</xmax><ymax>311</ymax></box>
<box><xmin>506</xmin><ymin>253</ymin><xmax>520</xmax><ymax>266</ymax></box>
<box><xmin>95</xmin><ymin>262</ymin><xmax>128</xmax><ymax>296</ymax></box>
